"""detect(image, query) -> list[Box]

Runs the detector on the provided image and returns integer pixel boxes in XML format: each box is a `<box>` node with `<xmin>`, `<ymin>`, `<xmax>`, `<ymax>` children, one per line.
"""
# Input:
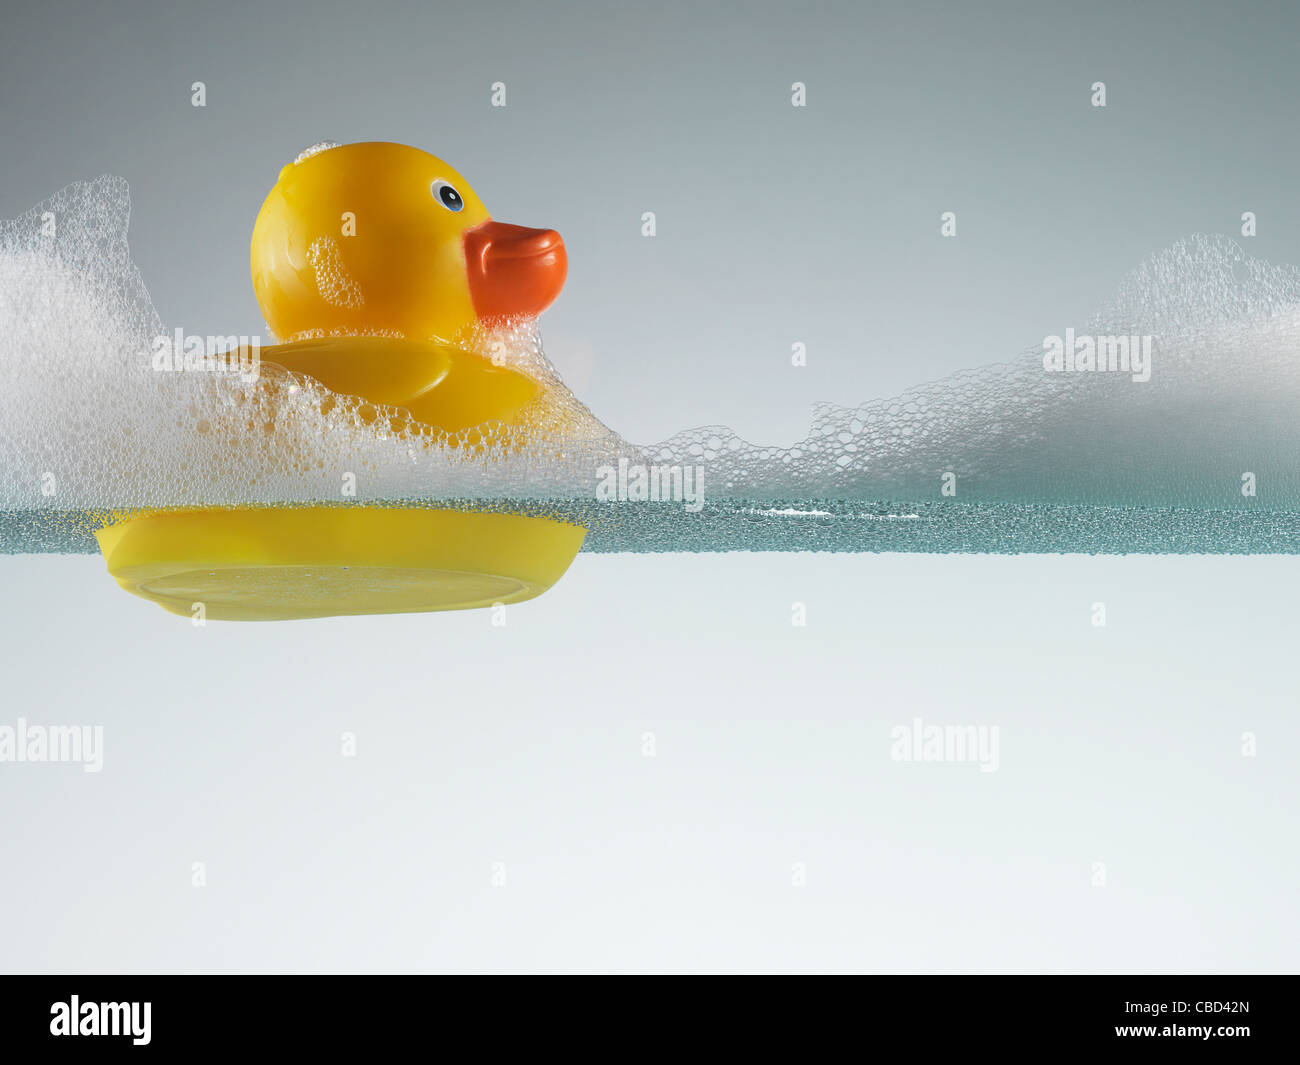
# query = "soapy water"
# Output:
<box><xmin>0</xmin><ymin>177</ymin><xmax>636</xmax><ymax>509</ymax></box>
<box><xmin>3</xmin><ymin>175</ymin><xmax>1300</xmax><ymax>556</ymax></box>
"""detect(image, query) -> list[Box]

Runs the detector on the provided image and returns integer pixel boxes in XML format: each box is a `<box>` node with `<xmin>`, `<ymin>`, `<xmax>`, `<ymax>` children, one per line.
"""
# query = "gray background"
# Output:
<box><xmin>1</xmin><ymin>0</ymin><xmax>1297</xmax><ymax>972</ymax></box>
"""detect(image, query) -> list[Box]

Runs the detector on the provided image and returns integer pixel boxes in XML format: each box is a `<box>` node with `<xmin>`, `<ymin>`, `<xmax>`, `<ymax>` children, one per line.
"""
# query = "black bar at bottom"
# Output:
<box><xmin>0</xmin><ymin>975</ymin><xmax>1288</xmax><ymax>1052</ymax></box>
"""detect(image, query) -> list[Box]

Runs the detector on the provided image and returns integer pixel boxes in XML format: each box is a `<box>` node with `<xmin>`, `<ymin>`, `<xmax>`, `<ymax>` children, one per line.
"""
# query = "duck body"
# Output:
<box><xmin>96</xmin><ymin>142</ymin><xmax>586</xmax><ymax>621</ymax></box>
<box><xmin>259</xmin><ymin>335</ymin><xmax>540</xmax><ymax>435</ymax></box>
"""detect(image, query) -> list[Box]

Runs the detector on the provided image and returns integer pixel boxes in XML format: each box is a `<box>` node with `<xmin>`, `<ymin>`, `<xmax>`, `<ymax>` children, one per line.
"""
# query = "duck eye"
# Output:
<box><xmin>432</xmin><ymin>180</ymin><xmax>464</xmax><ymax>212</ymax></box>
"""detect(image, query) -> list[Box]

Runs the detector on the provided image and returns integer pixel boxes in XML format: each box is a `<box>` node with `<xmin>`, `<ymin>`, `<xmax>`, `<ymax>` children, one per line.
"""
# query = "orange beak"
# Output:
<box><xmin>463</xmin><ymin>221</ymin><xmax>568</xmax><ymax>322</ymax></box>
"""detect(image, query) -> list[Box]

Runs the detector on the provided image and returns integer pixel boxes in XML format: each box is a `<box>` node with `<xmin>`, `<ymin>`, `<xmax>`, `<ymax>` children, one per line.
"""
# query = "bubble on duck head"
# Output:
<box><xmin>293</xmin><ymin>140</ymin><xmax>342</xmax><ymax>165</ymax></box>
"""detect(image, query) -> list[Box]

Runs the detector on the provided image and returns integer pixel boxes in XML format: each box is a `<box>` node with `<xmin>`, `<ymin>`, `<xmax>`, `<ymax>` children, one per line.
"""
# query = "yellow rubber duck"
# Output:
<box><xmin>96</xmin><ymin>141</ymin><xmax>587</xmax><ymax>621</ymax></box>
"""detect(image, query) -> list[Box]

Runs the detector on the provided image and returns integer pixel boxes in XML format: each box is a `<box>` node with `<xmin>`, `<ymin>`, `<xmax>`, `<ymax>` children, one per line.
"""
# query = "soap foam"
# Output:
<box><xmin>293</xmin><ymin>141</ymin><xmax>342</xmax><ymax>165</ymax></box>
<box><xmin>646</xmin><ymin>235</ymin><xmax>1300</xmax><ymax>511</ymax></box>
<box><xmin>0</xmin><ymin>176</ymin><xmax>635</xmax><ymax>512</ymax></box>
<box><xmin>3</xmin><ymin>176</ymin><xmax>1300</xmax><ymax>553</ymax></box>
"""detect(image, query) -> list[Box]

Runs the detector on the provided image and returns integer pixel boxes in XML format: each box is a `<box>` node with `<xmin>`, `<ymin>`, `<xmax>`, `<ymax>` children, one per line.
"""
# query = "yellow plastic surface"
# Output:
<box><xmin>256</xmin><ymin>335</ymin><xmax>539</xmax><ymax>433</ymax></box>
<box><xmin>96</xmin><ymin>507</ymin><xmax>586</xmax><ymax>621</ymax></box>
<box><xmin>251</xmin><ymin>142</ymin><xmax>489</xmax><ymax>345</ymax></box>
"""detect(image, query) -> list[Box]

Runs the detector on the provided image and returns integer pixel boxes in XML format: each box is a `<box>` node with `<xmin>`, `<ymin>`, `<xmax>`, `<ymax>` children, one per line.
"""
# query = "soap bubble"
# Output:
<box><xmin>293</xmin><ymin>141</ymin><xmax>342</xmax><ymax>165</ymax></box>
<box><xmin>0</xmin><ymin>176</ymin><xmax>636</xmax><ymax>513</ymax></box>
<box><xmin>4</xmin><ymin>177</ymin><xmax>1300</xmax><ymax>558</ymax></box>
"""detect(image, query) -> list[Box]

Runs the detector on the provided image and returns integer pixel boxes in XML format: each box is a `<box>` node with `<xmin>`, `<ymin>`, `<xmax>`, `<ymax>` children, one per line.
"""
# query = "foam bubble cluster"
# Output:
<box><xmin>3</xmin><ymin>176</ymin><xmax>1300</xmax><ymax>557</ymax></box>
<box><xmin>0</xmin><ymin>177</ymin><xmax>635</xmax><ymax>512</ymax></box>
<box><xmin>293</xmin><ymin>141</ymin><xmax>341</xmax><ymax>165</ymax></box>
<box><xmin>647</xmin><ymin>235</ymin><xmax>1300</xmax><ymax>511</ymax></box>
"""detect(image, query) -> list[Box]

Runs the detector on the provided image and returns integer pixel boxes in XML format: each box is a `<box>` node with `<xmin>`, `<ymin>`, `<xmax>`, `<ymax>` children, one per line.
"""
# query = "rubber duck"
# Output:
<box><xmin>95</xmin><ymin>142</ymin><xmax>587</xmax><ymax>621</ymax></box>
<box><xmin>247</xmin><ymin>141</ymin><xmax>567</xmax><ymax>431</ymax></box>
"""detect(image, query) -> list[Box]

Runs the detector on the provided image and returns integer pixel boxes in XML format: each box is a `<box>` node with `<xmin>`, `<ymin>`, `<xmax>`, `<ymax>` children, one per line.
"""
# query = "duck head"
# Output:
<box><xmin>250</xmin><ymin>141</ymin><xmax>567</xmax><ymax>344</ymax></box>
